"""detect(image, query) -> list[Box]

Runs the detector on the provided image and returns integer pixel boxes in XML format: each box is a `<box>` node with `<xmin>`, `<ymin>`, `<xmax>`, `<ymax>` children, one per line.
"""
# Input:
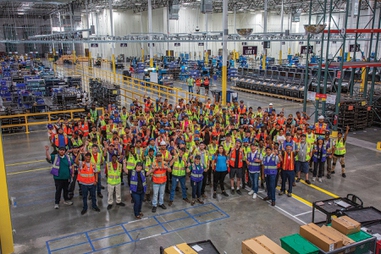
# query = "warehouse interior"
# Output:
<box><xmin>0</xmin><ymin>0</ymin><xmax>381</xmax><ymax>253</ymax></box>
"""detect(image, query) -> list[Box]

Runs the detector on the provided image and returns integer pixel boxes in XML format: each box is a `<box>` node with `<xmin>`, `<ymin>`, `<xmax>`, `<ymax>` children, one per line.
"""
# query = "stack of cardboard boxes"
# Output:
<box><xmin>242</xmin><ymin>235</ymin><xmax>290</xmax><ymax>254</ymax></box>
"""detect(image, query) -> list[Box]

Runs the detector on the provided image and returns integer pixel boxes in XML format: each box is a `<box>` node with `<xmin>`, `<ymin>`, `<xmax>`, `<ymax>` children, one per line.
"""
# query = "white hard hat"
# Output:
<box><xmin>318</xmin><ymin>115</ymin><xmax>325</xmax><ymax>120</ymax></box>
<box><xmin>269</xmin><ymin>103</ymin><xmax>273</xmax><ymax>106</ymax></box>
<box><xmin>160</xmin><ymin>141</ymin><xmax>166</xmax><ymax>146</ymax></box>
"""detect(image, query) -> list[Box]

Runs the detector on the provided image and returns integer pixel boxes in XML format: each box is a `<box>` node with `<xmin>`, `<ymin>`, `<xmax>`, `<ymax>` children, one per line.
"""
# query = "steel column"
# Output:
<box><xmin>221</xmin><ymin>0</ymin><xmax>228</xmax><ymax>105</ymax></box>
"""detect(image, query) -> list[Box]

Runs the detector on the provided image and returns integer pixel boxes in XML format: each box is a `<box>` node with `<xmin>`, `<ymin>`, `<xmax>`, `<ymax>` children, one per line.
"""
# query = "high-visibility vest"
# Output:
<box><xmin>145</xmin><ymin>156</ymin><xmax>155</xmax><ymax>172</ymax></box>
<box><xmin>190</xmin><ymin>163</ymin><xmax>204</xmax><ymax>182</ymax></box>
<box><xmin>315</xmin><ymin>123</ymin><xmax>327</xmax><ymax>135</ymax></box>
<box><xmin>90</xmin><ymin>152</ymin><xmax>102</xmax><ymax>172</ymax></box>
<box><xmin>229</xmin><ymin>149</ymin><xmax>243</xmax><ymax>168</ymax></box>
<box><xmin>263</xmin><ymin>155</ymin><xmax>278</xmax><ymax>175</ymax></box>
<box><xmin>152</xmin><ymin>162</ymin><xmax>167</xmax><ymax>184</ymax></box>
<box><xmin>80</xmin><ymin>122</ymin><xmax>89</xmax><ymax>137</ymax></box>
<box><xmin>194</xmin><ymin>150</ymin><xmax>209</xmax><ymax>169</ymax></box>
<box><xmin>77</xmin><ymin>163</ymin><xmax>96</xmax><ymax>184</ymax></box>
<box><xmin>334</xmin><ymin>139</ymin><xmax>346</xmax><ymax>156</ymax></box>
<box><xmin>282</xmin><ymin>151</ymin><xmax>295</xmax><ymax>170</ymax></box>
<box><xmin>107</xmin><ymin>162</ymin><xmax>122</xmax><ymax>185</ymax></box>
<box><xmin>126</xmin><ymin>154</ymin><xmax>137</xmax><ymax>170</ymax></box>
<box><xmin>172</xmin><ymin>157</ymin><xmax>186</xmax><ymax>176</ymax></box>
<box><xmin>120</xmin><ymin>112</ymin><xmax>128</xmax><ymax>123</ymax></box>
<box><xmin>71</xmin><ymin>138</ymin><xmax>83</xmax><ymax>147</ymax></box>
<box><xmin>54</xmin><ymin>134</ymin><xmax>68</xmax><ymax>147</ymax></box>
<box><xmin>208</xmin><ymin>144</ymin><xmax>218</xmax><ymax>160</ymax></box>
<box><xmin>313</xmin><ymin>145</ymin><xmax>327</xmax><ymax>162</ymax></box>
<box><xmin>135</xmin><ymin>148</ymin><xmax>144</xmax><ymax>162</ymax></box>
<box><xmin>296</xmin><ymin>142</ymin><xmax>311</xmax><ymax>162</ymax></box>
<box><xmin>89</xmin><ymin>132</ymin><xmax>101</xmax><ymax>144</ymax></box>
<box><xmin>238</xmin><ymin>105</ymin><xmax>246</xmax><ymax>114</ymax></box>
<box><xmin>51</xmin><ymin>154</ymin><xmax>72</xmax><ymax>176</ymax></box>
<box><xmin>130</xmin><ymin>170</ymin><xmax>147</xmax><ymax>192</ymax></box>
<box><xmin>222</xmin><ymin>141</ymin><xmax>233</xmax><ymax>154</ymax></box>
<box><xmin>62</xmin><ymin>125</ymin><xmax>72</xmax><ymax>136</ymax></box>
<box><xmin>306</xmin><ymin>133</ymin><xmax>316</xmax><ymax>145</ymax></box>
<box><xmin>247</xmin><ymin>151</ymin><xmax>261</xmax><ymax>173</ymax></box>
<box><xmin>106</xmin><ymin>124</ymin><xmax>114</xmax><ymax>139</ymax></box>
<box><xmin>90</xmin><ymin>109</ymin><xmax>98</xmax><ymax>123</ymax></box>
<box><xmin>242</xmin><ymin>146</ymin><xmax>251</xmax><ymax>161</ymax></box>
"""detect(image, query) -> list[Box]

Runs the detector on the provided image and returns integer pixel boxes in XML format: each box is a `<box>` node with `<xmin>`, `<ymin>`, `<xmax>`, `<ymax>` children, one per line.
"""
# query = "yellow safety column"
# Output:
<box><xmin>0</xmin><ymin>131</ymin><xmax>14</xmax><ymax>254</ymax></box>
<box><xmin>221</xmin><ymin>0</ymin><xmax>228</xmax><ymax>105</ymax></box>
<box><xmin>112</xmin><ymin>54</ymin><xmax>116</xmax><ymax>82</ymax></box>
<box><xmin>204</xmin><ymin>51</ymin><xmax>209</xmax><ymax>65</ymax></box>
<box><xmin>360</xmin><ymin>67</ymin><xmax>366</xmax><ymax>93</ymax></box>
<box><xmin>288</xmin><ymin>47</ymin><xmax>291</xmax><ymax>55</ymax></box>
<box><xmin>262</xmin><ymin>52</ymin><xmax>266</xmax><ymax>70</ymax></box>
<box><xmin>279</xmin><ymin>49</ymin><xmax>282</xmax><ymax>64</ymax></box>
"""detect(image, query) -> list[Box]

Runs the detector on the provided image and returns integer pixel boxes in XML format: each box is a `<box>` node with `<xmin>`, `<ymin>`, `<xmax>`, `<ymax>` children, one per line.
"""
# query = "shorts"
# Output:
<box><xmin>229</xmin><ymin>167</ymin><xmax>243</xmax><ymax>179</ymax></box>
<box><xmin>295</xmin><ymin>161</ymin><xmax>309</xmax><ymax>173</ymax></box>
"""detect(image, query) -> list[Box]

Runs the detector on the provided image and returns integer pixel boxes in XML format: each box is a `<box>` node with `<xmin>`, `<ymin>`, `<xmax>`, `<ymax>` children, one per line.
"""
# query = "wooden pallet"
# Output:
<box><xmin>232</xmin><ymin>86</ymin><xmax>304</xmax><ymax>103</ymax></box>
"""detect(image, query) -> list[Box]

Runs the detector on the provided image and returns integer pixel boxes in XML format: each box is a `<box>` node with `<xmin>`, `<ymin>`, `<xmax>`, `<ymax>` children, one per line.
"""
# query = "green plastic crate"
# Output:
<box><xmin>347</xmin><ymin>231</ymin><xmax>374</xmax><ymax>254</ymax></box>
<box><xmin>280</xmin><ymin>234</ymin><xmax>320</xmax><ymax>254</ymax></box>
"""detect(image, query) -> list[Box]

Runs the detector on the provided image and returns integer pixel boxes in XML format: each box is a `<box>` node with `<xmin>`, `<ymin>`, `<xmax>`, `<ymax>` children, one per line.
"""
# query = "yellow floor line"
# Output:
<box><xmin>300</xmin><ymin>179</ymin><xmax>340</xmax><ymax>198</ymax></box>
<box><xmin>275</xmin><ymin>186</ymin><xmax>312</xmax><ymax>207</ymax></box>
<box><xmin>6</xmin><ymin>160</ymin><xmax>46</xmax><ymax>167</ymax></box>
<box><xmin>7</xmin><ymin>167</ymin><xmax>50</xmax><ymax>176</ymax></box>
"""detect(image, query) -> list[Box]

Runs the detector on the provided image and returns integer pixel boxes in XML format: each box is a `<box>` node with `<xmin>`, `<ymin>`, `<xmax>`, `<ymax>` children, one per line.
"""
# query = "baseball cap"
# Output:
<box><xmin>58</xmin><ymin>146</ymin><xmax>66</xmax><ymax>150</ymax></box>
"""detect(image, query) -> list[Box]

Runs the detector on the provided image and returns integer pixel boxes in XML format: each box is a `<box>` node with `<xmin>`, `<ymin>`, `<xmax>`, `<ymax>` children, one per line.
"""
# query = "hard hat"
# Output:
<box><xmin>318</xmin><ymin>115</ymin><xmax>325</xmax><ymax>120</ymax></box>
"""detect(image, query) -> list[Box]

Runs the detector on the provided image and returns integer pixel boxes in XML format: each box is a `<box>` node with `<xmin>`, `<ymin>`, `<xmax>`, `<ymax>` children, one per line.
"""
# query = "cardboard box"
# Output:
<box><xmin>242</xmin><ymin>235</ymin><xmax>289</xmax><ymax>254</ymax></box>
<box><xmin>321</xmin><ymin>226</ymin><xmax>356</xmax><ymax>253</ymax></box>
<box><xmin>300</xmin><ymin>223</ymin><xmax>341</xmax><ymax>252</ymax></box>
<box><xmin>332</xmin><ymin>216</ymin><xmax>361</xmax><ymax>235</ymax></box>
<box><xmin>164</xmin><ymin>243</ymin><xmax>198</xmax><ymax>254</ymax></box>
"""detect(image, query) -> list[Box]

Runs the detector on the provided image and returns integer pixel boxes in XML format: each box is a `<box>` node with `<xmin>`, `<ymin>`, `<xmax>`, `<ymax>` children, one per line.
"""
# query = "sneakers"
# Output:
<box><xmin>263</xmin><ymin>196</ymin><xmax>270</xmax><ymax>201</ymax></box>
<box><xmin>97</xmin><ymin>193</ymin><xmax>103</xmax><ymax>198</ymax></box>
<box><xmin>318</xmin><ymin>178</ymin><xmax>323</xmax><ymax>183</ymax></box>
<box><xmin>213</xmin><ymin>193</ymin><xmax>217</xmax><ymax>199</ymax></box>
<box><xmin>152</xmin><ymin>206</ymin><xmax>157</xmax><ymax>213</ymax></box>
<box><xmin>92</xmin><ymin>207</ymin><xmax>101</xmax><ymax>212</ymax></box>
<box><xmin>222</xmin><ymin>192</ymin><xmax>229</xmax><ymax>197</ymax></box>
<box><xmin>342</xmin><ymin>173</ymin><xmax>346</xmax><ymax>178</ymax></box>
<box><xmin>279</xmin><ymin>191</ymin><xmax>284</xmax><ymax>196</ymax></box>
<box><xmin>327</xmin><ymin>174</ymin><xmax>331</xmax><ymax>179</ymax></box>
<box><xmin>54</xmin><ymin>204</ymin><xmax>59</xmax><ymax>209</ymax></box>
<box><xmin>197</xmin><ymin>198</ymin><xmax>204</xmax><ymax>204</ymax></box>
<box><xmin>63</xmin><ymin>201</ymin><xmax>73</xmax><ymax>206</ymax></box>
<box><xmin>236</xmin><ymin>189</ymin><xmax>242</xmax><ymax>195</ymax></box>
<box><xmin>183</xmin><ymin>198</ymin><xmax>190</xmax><ymax>203</ymax></box>
<box><xmin>191</xmin><ymin>200</ymin><xmax>195</xmax><ymax>206</ymax></box>
<box><xmin>271</xmin><ymin>201</ymin><xmax>275</xmax><ymax>206</ymax></box>
<box><xmin>81</xmin><ymin>209</ymin><xmax>87</xmax><ymax>215</ymax></box>
<box><xmin>168</xmin><ymin>201</ymin><xmax>173</xmax><ymax>206</ymax></box>
<box><xmin>312</xmin><ymin>177</ymin><xmax>316</xmax><ymax>182</ymax></box>
<box><xmin>287</xmin><ymin>193</ymin><xmax>292</xmax><ymax>197</ymax></box>
<box><xmin>252</xmin><ymin>193</ymin><xmax>257</xmax><ymax>199</ymax></box>
<box><xmin>331</xmin><ymin>171</ymin><xmax>336</xmax><ymax>174</ymax></box>
<box><xmin>248</xmin><ymin>190</ymin><xmax>254</xmax><ymax>195</ymax></box>
<box><xmin>116</xmin><ymin>202</ymin><xmax>126</xmax><ymax>206</ymax></box>
<box><xmin>296</xmin><ymin>178</ymin><xmax>301</xmax><ymax>183</ymax></box>
<box><xmin>202</xmin><ymin>194</ymin><xmax>207</xmax><ymax>198</ymax></box>
<box><xmin>159</xmin><ymin>204</ymin><xmax>167</xmax><ymax>209</ymax></box>
<box><xmin>305</xmin><ymin>180</ymin><xmax>311</xmax><ymax>185</ymax></box>
<box><xmin>231</xmin><ymin>189</ymin><xmax>235</xmax><ymax>195</ymax></box>
<box><xmin>107</xmin><ymin>205</ymin><xmax>113</xmax><ymax>210</ymax></box>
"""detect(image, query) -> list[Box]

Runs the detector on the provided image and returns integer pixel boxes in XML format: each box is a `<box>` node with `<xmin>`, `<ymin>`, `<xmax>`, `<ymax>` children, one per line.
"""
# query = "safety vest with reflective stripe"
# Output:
<box><xmin>90</xmin><ymin>153</ymin><xmax>102</xmax><ymax>172</ymax></box>
<box><xmin>315</xmin><ymin>123</ymin><xmax>327</xmax><ymax>135</ymax></box>
<box><xmin>107</xmin><ymin>162</ymin><xmax>122</xmax><ymax>185</ymax></box>
<box><xmin>172</xmin><ymin>158</ymin><xmax>186</xmax><ymax>176</ymax></box>
<box><xmin>190</xmin><ymin>163</ymin><xmax>204</xmax><ymax>182</ymax></box>
<box><xmin>145</xmin><ymin>156</ymin><xmax>155</xmax><ymax>172</ymax></box>
<box><xmin>152</xmin><ymin>162</ymin><xmax>167</xmax><ymax>184</ymax></box>
<box><xmin>313</xmin><ymin>145</ymin><xmax>327</xmax><ymax>162</ymax></box>
<box><xmin>120</xmin><ymin>112</ymin><xmax>128</xmax><ymax>123</ymax></box>
<box><xmin>130</xmin><ymin>170</ymin><xmax>146</xmax><ymax>192</ymax></box>
<box><xmin>306</xmin><ymin>133</ymin><xmax>316</xmax><ymax>145</ymax></box>
<box><xmin>80</xmin><ymin>122</ymin><xmax>89</xmax><ymax>137</ymax></box>
<box><xmin>208</xmin><ymin>144</ymin><xmax>218</xmax><ymax>160</ymax></box>
<box><xmin>295</xmin><ymin>143</ymin><xmax>311</xmax><ymax>162</ymax></box>
<box><xmin>282</xmin><ymin>151</ymin><xmax>295</xmax><ymax>171</ymax></box>
<box><xmin>77</xmin><ymin>163</ymin><xmax>96</xmax><ymax>184</ymax></box>
<box><xmin>229</xmin><ymin>149</ymin><xmax>243</xmax><ymax>168</ymax></box>
<box><xmin>242</xmin><ymin>146</ymin><xmax>251</xmax><ymax>161</ymax></box>
<box><xmin>263</xmin><ymin>154</ymin><xmax>278</xmax><ymax>175</ymax></box>
<box><xmin>223</xmin><ymin>141</ymin><xmax>233</xmax><ymax>154</ymax></box>
<box><xmin>247</xmin><ymin>151</ymin><xmax>261</xmax><ymax>173</ymax></box>
<box><xmin>334</xmin><ymin>139</ymin><xmax>346</xmax><ymax>156</ymax></box>
<box><xmin>126</xmin><ymin>154</ymin><xmax>138</xmax><ymax>170</ymax></box>
<box><xmin>90</xmin><ymin>109</ymin><xmax>98</xmax><ymax>123</ymax></box>
<box><xmin>54</xmin><ymin>134</ymin><xmax>68</xmax><ymax>147</ymax></box>
<box><xmin>71</xmin><ymin>138</ymin><xmax>83</xmax><ymax>147</ymax></box>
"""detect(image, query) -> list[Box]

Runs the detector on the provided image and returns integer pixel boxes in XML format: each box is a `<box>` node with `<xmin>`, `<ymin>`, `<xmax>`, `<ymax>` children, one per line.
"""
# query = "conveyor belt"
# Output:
<box><xmin>232</xmin><ymin>86</ymin><xmax>304</xmax><ymax>103</ymax></box>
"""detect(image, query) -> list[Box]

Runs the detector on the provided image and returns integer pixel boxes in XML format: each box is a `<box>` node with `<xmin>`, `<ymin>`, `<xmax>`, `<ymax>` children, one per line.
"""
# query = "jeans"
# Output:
<box><xmin>96</xmin><ymin>172</ymin><xmax>102</xmax><ymax>193</ymax></box>
<box><xmin>281</xmin><ymin>170</ymin><xmax>295</xmax><ymax>193</ymax></box>
<box><xmin>265</xmin><ymin>174</ymin><xmax>277</xmax><ymax>202</ymax></box>
<box><xmin>191</xmin><ymin>180</ymin><xmax>203</xmax><ymax>199</ymax></box>
<box><xmin>249</xmin><ymin>172</ymin><xmax>259</xmax><ymax>194</ymax></box>
<box><xmin>152</xmin><ymin>183</ymin><xmax>166</xmax><ymax>207</ymax></box>
<box><xmin>201</xmin><ymin>171</ymin><xmax>209</xmax><ymax>195</ymax></box>
<box><xmin>81</xmin><ymin>184</ymin><xmax>97</xmax><ymax>210</ymax></box>
<box><xmin>313</xmin><ymin>161</ymin><xmax>325</xmax><ymax>177</ymax></box>
<box><xmin>188</xmin><ymin>86</ymin><xmax>193</xmax><ymax>93</ymax></box>
<box><xmin>54</xmin><ymin>179</ymin><xmax>70</xmax><ymax>204</ymax></box>
<box><xmin>132</xmin><ymin>191</ymin><xmax>145</xmax><ymax>216</ymax></box>
<box><xmin>170</xmin><ymin>176</ymin><xmax>187</xmax><ymax>201</ymax></box>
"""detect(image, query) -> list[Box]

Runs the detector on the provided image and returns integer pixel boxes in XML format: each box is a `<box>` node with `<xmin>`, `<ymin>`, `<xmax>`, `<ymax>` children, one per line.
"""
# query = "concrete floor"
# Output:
<box><xmin>4</xmin><ymin>67</ymin><xmax>381</xmax><ymax>253</ymax></box>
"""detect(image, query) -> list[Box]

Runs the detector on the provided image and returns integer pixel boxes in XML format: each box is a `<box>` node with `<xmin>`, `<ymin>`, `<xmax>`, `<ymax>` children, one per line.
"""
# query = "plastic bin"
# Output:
<box><xmin>348</xmin><ymin>231</ymin><xmax>375</xmax><ymax>254</ymax></box>
<box><xmin>376</xmin><ymin>240</ymin><xmax>381</xmax><ymax>254</ymax></box>
<box><xmin>280</xmin><ymin>233</ymin><xmax>320</xmax><ymax>254</ymax></box>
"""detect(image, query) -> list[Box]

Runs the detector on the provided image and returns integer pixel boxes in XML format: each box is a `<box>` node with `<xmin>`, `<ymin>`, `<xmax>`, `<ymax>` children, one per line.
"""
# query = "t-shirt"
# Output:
<box><xmin>213</xmin><ymin>154</ymin><xmax>228</xmax><ymax>172</ymax></box>
<box><xmin>51</xmin><ymin>154</ymin><xmax>72</xmax><ymax>180</ymax></box>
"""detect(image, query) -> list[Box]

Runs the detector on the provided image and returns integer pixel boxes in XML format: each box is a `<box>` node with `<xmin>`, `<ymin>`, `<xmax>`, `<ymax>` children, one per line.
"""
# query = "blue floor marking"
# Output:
<box><xmin>46</xmin><ymin>202</ymin><xmax>229</xmax><ymax>254</ymax></box>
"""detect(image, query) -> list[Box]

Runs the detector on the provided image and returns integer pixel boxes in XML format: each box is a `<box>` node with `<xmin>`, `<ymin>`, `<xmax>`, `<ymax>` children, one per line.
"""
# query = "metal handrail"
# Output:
<box><xmin>0</xmin><ymin>107</ymin><xmax>104</xmax><ymax>134</ymax></box>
